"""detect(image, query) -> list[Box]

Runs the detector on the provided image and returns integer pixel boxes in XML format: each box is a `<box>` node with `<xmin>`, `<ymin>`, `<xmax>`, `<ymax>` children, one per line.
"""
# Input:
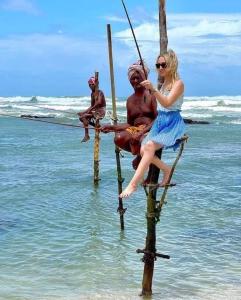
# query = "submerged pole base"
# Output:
<box><xmin>139</xmin><ymin>290</ymin><xmax>152</xmax><ymax>297</ymax></box>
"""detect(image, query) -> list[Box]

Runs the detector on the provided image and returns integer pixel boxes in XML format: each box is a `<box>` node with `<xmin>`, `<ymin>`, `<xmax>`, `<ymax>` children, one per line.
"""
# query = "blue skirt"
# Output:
<box><xmin>142</xmin><ymin>110</ymin><xmax>186</xmax><ymax>150</ymax></box>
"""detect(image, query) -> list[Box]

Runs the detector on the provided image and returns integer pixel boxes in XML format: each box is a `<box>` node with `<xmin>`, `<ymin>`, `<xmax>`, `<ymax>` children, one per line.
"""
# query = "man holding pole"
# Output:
<box><xmin>77</xmin><ymin>76</ymin><xmax>106</xmax><ymax>142</ymax></box>
<box><xmin>101</xmin><ymin>61</ymin><xmax>157</xmax><ymax>169</ymax></box>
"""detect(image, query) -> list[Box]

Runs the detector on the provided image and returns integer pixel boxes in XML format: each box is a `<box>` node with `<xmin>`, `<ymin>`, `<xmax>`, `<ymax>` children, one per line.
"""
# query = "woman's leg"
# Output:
<box><xmin>140</xmin><ymin>147</ymin><xmax>171</xmax><ymax>186</ymax></box>
<box><xmin>120</xmin><ymin>141</ymin><xmax>160</xmax><ymax>198</ymax></box>
<box><xmin>151</xmin><ymin>155</ymin><xmax>172</xmax><ymax>186</ymax></box>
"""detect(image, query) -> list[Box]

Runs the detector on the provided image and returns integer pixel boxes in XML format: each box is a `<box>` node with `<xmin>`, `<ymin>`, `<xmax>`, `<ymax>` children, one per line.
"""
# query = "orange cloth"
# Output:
<box><xmin>125</xmin><ymin>124</ymin><xmax>146</xmax><ymax>135</ymax></box>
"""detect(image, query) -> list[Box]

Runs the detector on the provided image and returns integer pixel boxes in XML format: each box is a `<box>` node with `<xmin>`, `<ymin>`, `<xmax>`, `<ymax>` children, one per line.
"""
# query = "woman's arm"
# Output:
<box><xmin>141</xmin><ymin>80</ymin><xmax>184</xmax><ymax>108</ymax></box>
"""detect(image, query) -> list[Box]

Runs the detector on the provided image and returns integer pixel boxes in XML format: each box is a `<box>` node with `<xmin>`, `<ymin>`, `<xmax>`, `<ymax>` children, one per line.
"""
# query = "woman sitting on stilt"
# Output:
<box><xmin>120</xmin><ymin>49</ymin><xmax>186</xmax><ymax>198</ymax></box>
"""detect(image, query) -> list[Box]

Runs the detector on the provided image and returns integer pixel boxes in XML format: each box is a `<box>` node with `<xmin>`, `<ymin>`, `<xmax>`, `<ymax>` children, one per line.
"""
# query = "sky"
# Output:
<box><xmin>0</xmin><ymin>0</ymin><xmax>241</xmax><ymax>97</ymax></box>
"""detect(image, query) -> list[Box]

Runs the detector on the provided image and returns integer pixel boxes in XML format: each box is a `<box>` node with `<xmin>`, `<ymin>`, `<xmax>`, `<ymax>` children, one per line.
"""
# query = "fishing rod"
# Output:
<box><xmin>0</xmin><ymin>113</ymin><xmax>98</xmax><ymax>130</ymax></box>
<box><xmin>120</xmin><ymin>0</ymin><xmax>148</xmax><ymax>80</ymax></box>
<box><xmin>18</xmin><ymin>103</ymin><xmax>79</xmax><ymax>116</ymax></box>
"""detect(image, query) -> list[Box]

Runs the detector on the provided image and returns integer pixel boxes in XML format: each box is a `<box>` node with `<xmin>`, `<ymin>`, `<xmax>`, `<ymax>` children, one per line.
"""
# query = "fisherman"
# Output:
<box><xmin>77</xmin><ymin>76</ymin><xmax>106</xmax><ymax>142</ymax></box>
<box><xmin>101</xmin><ymin>61</ymin><xmax>157</xmax><ymax>169</ymax></box>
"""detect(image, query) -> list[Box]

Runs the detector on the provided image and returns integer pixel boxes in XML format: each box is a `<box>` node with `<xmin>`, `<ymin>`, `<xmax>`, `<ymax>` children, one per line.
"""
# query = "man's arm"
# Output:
<box><xmin>101</xmin><ymin>96</ymin><xmax>131</xmax><ymax>133</ymax></box>
<box><xmin>85</xmin><ymin>90</ymin><xmax>105</xmax><ymax>114</ymax></box>
<box><xmin>101</xmin><ymin>123</ymin><xmax>130</xmax><ymax>133</ymax></box>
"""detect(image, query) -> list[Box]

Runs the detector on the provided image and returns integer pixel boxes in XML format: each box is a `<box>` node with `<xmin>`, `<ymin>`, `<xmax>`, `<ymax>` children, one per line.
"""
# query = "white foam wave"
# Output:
<box><xmin>183</xmin><ymin>100</ymin><xmax>241</xmax><ymax>109</ymax></box>
<box><xmin>208</xmin><ymin>106</ymin><xmax>241</xmax><ymax>112</ymax></box>
<box><xmin>230</xmin><ymin>119</ymin><xmax>241</xmax><ymax>124</ymax></box>
<box><xmin>182</xmin><ymin>113</ymin><xmax>213</xmax><ymax>119</ymax></box>
<box><xmin>1</xmin><ymin>95</ymin><xmax>241</xmax><ymax>124</ymax></box>
<box><xmin>186</xmin><ymin>95</ymin><xmax>241</xmax><ymax>102</ymax></box>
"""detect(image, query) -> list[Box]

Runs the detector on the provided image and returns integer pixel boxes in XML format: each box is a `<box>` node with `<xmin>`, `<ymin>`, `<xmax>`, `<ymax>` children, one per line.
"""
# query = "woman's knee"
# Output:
<box><xmin>142</xmin><ymin>141</ymin><xmax>156</xmax><ymax>153</ymax></box>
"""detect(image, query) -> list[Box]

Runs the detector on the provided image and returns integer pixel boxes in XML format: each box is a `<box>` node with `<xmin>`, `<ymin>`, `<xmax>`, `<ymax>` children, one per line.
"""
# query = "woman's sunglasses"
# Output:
<box><xmin>156</xmin><ymin>62</ymin><xmax>167</xmax><ymax>69</ymax></box>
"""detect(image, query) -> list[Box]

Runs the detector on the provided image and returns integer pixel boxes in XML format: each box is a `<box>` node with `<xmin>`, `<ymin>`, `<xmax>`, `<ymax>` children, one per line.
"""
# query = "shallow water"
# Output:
<box><xmin>0</xmin><ymin>96</ymin><xmax>241</xmax><ymax>299</ymax></box>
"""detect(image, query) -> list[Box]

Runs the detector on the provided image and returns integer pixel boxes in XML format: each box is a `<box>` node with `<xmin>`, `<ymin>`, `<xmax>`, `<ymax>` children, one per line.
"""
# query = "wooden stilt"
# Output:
<box><xmin>158</xmin><ymin>136</ymin><xmax>188</xmax><ymax>213</ymax></box>
<box><xmin>107</xmin><ymin>24</ymin><xmax>126</xmax><ymax>230</ymax></box>
<box><xmin>93</xmin><ymin>118</ymin><xmax>100</xmax><ymax>185</ymax></box>
<box><xmin>139</xmin><ymin>150</ymin><xmax>163</xmax><ymax>296</ymax></box>
<box><xmin>159</xmin><ymin>0</ymin><xmax>168</xmax><ymax>53</ymax></box>
<box><xmin>158</xmin><ymin>0</ymin><xmax>168</xmax><ymax>90</ymax></box>
<box><xmin>93</xmin><ymin>71</ymin><xmax>100</xmax><ymax>185</ymax></box>
<box><xmin>139</xmin><ymin>137</ymin><xmax>188</xmax><ymax>296</ymax></box>
<box><xmin>139</xmin><ymin>1</ymin><xmax>169</xmax><ymax>294</ymax></box>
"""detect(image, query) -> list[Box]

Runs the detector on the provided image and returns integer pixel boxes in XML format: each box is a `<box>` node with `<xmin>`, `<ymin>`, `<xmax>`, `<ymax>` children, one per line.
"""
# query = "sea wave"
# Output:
<box><xmin>0</xmin><ymin>95</ymin><xmax>241</xmax><ymax>124</ymax></box>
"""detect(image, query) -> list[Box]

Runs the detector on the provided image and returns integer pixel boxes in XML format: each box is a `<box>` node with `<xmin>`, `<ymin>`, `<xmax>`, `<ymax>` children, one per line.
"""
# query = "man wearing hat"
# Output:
<box><xmin>101</xmin><ymin>61</ymin><xmax>157</xmax><ymax>169</ymax></box>
<box><xmin>78</xmin><ymin>76</ymin><xmax>106</xmax><ymax>142</ymax></box>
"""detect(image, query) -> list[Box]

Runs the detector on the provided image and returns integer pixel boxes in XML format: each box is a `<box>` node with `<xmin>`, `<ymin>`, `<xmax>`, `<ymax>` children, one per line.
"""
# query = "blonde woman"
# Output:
<box><xmin>120</xmin><ymin>49</ymin><xmax>186</xmax><ymax>198</ymax></box>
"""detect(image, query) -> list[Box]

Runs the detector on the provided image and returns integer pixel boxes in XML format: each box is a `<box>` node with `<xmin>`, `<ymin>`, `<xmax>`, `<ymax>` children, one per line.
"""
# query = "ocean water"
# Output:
<box><xmin>0</xmin><ymin>95</ymin><xmax>241</xmax><ymax>300</ymax></box>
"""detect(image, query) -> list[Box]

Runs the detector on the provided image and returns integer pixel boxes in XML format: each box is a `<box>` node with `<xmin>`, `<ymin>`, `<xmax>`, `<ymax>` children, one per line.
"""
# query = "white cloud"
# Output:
<box><xmin>103</xmin><ymin>15</ymin><xmax>127</xmax><ymax>23</ymax></box>
<box><xmin>1</xmin><ymin>0</ymin><xmax>40</xmax><ymax>15</ymax></box>
<box><xmin>113</xmin><ymin>13</ymin><xmax>241</xmax><ymax>68</ymax></box>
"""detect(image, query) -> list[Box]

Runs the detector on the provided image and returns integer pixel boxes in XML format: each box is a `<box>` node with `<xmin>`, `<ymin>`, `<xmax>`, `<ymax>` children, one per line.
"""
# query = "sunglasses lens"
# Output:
<box><xmin>156</xmin><ymin>63</ymin><xmax>167</xmax><ymax>69</ymax></box>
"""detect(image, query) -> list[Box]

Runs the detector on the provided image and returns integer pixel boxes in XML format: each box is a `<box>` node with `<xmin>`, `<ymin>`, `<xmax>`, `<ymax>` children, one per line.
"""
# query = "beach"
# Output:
<box><xmin>0</xmin><ymin>95</ymin><xmax>241</xmax><ymax>299</ymax></box>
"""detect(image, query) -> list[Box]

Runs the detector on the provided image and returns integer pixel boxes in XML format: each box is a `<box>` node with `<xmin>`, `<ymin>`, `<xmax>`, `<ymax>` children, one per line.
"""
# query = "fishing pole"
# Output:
<box><xmin>120</xmin><ymin>0</ymin><xmax>148</xmax><ymax>80</ymax></box>
<box><xmin>18</xmin><ymin>103</ymin><xmax>79</xmax><ymax>116</ymax></box>
<box><xmin>0</xmin><ymin>113</ymin><xmax>99</xmax><ymax>130</ymax></box>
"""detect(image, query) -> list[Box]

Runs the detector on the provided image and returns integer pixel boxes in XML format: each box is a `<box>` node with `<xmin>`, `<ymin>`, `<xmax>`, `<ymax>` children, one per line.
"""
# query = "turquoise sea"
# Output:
<box><xmin>0</xmin><ymin>96</ymin><xmax>241</xmax><ymax>299</ymax></box>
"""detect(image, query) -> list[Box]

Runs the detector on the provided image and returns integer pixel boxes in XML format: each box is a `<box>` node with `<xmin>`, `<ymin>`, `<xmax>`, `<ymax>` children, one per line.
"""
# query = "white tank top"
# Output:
<box><xmin>157</xmin><ymin>85</ymin><xmax>184</xmax><ymax>112</ymax></box>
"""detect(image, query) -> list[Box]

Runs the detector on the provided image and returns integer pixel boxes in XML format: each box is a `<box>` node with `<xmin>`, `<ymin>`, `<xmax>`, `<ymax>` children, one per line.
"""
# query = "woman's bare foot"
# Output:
<box><xmin>119</xmin><ymin>183</ymin><xmax>137</xmax><ymax>198</ymax></box>
<box><xmin>159</xmin><ymin>166</ymin><xmax>172</xmax><ymax>187</ymax></box>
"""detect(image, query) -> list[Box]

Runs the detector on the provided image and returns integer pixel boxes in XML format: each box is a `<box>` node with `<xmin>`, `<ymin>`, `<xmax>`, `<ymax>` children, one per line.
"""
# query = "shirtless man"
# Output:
<box><xmin>78</xmin><ymin>76</ymin><xmax>106</xmax><ymax>142</ymax></box>
<box><xmin>101</xmin><ymin>61</ymin><xmax>157</xmax><ymax>169</ymax></box>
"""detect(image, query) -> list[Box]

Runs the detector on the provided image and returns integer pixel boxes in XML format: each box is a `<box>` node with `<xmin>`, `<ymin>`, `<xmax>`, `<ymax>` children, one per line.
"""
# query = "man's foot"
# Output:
<box><xmin>119</xmin><ymin>183</ymin><xmax>137</xmax><ymax>198</ymax></box>
<box><xmin>159</xmin><ymin>167</ymin><xmax>172</xmax><ymax>187</ymax></box>
<box><xmin>81</xmin><ymin>136</ymin><xmax>90</xmax><ymax>143</ymax></box>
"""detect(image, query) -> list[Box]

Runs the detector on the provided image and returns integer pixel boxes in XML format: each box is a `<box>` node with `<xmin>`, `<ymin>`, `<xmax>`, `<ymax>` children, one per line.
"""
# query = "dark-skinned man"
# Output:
<box><xmin>101</xmin><ymin>61</ymin><xmax>157</xmax><ymax>170</ymax></box>
<box><xmin>78</xmin><ymin>76</ymin><xmax>106</xmax><ymax>142</ymax></box>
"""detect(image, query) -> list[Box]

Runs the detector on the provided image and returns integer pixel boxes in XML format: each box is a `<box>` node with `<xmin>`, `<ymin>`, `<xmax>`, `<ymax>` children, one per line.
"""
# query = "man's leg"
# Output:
<box><xmin>114</xmin><ymin>131</ymin><xmax>132</xmax><ymax>152</ymax></box>
<box><xmin>79</xmin><ymin>116</ymin><xmax>91</xmax><ymax>142</ymax></box>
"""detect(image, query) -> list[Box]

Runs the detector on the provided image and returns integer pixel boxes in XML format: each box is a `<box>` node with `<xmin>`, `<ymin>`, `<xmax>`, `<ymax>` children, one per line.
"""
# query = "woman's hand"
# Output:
<box><xmin>140</xmin><ymin>80</ymin><xmax>155</xmax><ymax>91</ymax></box>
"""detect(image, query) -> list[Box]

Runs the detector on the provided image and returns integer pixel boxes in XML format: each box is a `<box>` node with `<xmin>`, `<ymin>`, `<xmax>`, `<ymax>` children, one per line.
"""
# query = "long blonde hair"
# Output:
<box><xmin>157</xmin><ymin>49</ymin><xmax>180</xmax><ymax>88</ymax></box>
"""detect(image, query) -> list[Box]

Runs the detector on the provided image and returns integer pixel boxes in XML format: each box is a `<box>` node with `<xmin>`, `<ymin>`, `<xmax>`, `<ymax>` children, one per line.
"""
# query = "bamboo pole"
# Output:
<box><xmin>93</xmin><ymin>71</ymin><xmax>100</xmax><ymax>185</ymax></box>
<box><xmin>107</xmin><ymin>24</ymin><xmax>126</xmax><ymax>230</ymax></box>
<box><xmin>140</xmin><ymin>0</ymin><xmax>168</xmax><ymax>296</ymax></box>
